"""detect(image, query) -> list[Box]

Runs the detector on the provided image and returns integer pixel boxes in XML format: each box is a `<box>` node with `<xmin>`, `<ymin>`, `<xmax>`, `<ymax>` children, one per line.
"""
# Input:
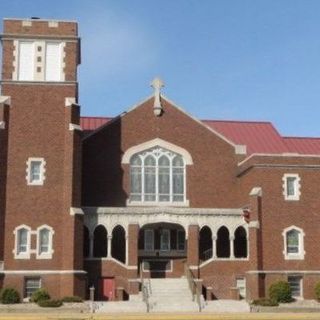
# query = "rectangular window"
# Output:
<box><xmin>18</xmin><ymin>42</ymin><xmax>35</xmax><ymax>80</ymax></box>
<box><xmin>39</xmin><ymin>229</ymin><xmax>50</xmax><ymax>254</ymax></box>
<box><xmin>45</xmin><ymin>42</ymin><xmax>62</xmax><ymax>81</ymax></box>
<box><xmin>283</xmin><ymin>174</ymin><xmax>300</xmax><ymax>201</ymax></box>
<box><xmin>26</xmin><ymin>158</ymin><xmax>45</xmax><ymax>186</ymax></box>
<box><xmin>24</xmin><ymin>278</ymin><xmax>41</xmax><ymax>298</ymax></box>
<box><xmin>30</xmin><ymin>161</ymin><xmax>41</xmax><ymax>183</ymax></box>
<box><xmin>160</xmin><ymin>229</ymin><xmax>170</xmax><ymax>251</ymax></box>
<box><xmin>286</xmin><ymin>177</ymin><xmax>296</xmax><ymax>197</ymax></box>
<box><xmin>177</xmin><ymin>230</ymin><xmax>185</xmax><ymax>250</ymax></box>
<box><xmin>144</xmin><ymin>229</ymin><xmax>154</xmax><ymax>251</ymax></box>
<box><xmin>17</xmin><ymin>229</ymin><xmax>28</xmax><ymax>254</ymax></box>
<box><xmin>288</xmin><ymin>276</ymin><xmax>302</xmax><ymax>298</ymax></box>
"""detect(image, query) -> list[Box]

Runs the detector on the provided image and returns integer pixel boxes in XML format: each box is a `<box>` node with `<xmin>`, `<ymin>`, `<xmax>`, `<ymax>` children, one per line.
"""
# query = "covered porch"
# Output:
<box><xmin>82</xmin><ymin>206</ymin><xmax>248</xmax><ymax>299</ymax></box>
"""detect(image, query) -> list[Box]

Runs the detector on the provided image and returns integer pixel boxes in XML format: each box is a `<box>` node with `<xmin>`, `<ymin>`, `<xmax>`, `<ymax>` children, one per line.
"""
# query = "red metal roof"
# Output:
<box><xmin>283</xmin><ymin>137</ymin><xmax>320</xmax><ymax>155</ymax></box>
<box><xmin>80</xmin><ymin>116</ymin><xmax>320</xmax><ymax>155</ymax></box>
<box><xmin>204</xmin><ymin>120</ymin><xmax>290</xmax><ymax>155</ymax></box>
<box><xmin>80</xmin><ymin>116</ymin><xmax>111</xmax><ymax>131</ymax></box>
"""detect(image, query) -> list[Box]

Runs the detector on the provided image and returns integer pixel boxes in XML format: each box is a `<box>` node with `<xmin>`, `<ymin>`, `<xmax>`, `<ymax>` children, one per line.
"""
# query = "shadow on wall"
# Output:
<box><xmin>81</xmin><ymin>117</ymin><xmax>127</xmax><ymax>206</ymax></box>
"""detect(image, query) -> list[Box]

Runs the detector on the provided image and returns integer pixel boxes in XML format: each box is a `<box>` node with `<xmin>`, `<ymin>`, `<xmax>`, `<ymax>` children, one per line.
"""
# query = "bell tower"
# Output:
<box><xmin>0</xmin><ymin>18</ymin><xmax>85</xmax><ymax>298</ymax></box>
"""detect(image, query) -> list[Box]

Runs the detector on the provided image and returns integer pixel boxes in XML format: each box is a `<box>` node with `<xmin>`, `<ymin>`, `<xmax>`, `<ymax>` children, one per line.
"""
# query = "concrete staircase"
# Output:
<box><xmin>148</xmin><ymin>278</ymin><xmax>201</xmax><ymax>312</ymax></box>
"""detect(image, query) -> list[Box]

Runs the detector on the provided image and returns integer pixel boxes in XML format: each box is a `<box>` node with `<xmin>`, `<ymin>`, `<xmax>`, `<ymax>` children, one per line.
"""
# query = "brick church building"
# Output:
<box><xmin>1</xmin><ymin>18</ymin><xmax>320</xmax><ymax>302</ymax></box>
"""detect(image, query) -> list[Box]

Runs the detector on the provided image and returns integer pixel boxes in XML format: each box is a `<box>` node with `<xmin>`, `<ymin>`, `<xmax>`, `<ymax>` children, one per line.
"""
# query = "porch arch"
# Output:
<box><xmin>112</xmin><ymin>225</ymin><xmax>126</xmax><ymax>263</ymax></box>
<box><xmin>216</xmin><ymin>226</ymin><xmax>230</xmax><ymax>258</ymax></box>
<box><xmin>93</xmin><ymin>225</ymin><xmax>108</xmax><ymax>258</ymax></box>
<box><xmin>199</xmin><ymin>226</ymin><xmax>212</xmax><ymax>262</ymax></box>
<box><xmin>234</xmin><ymin>226</ymin><xmax>247</xmax><ymax>258</ymax></box>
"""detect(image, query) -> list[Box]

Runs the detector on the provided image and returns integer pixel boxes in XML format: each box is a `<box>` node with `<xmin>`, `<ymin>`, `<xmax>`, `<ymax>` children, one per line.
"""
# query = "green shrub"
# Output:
<box><xmin>315</xmin><ymin>282</ymin><xmax>320</xmax><ymax>301</ymax></box>
<box><xmin>0</xmin><ymin>288</ymin><xmax>20</xmax><ymax>304</ymax></box>
<box><xmin>251</xmin><ymin>298</ymin><xmax>279</xmax><ymax>306</ymax></box>
<box><xmin>61</xmin><ymin>296</ymin><xmax>83</xmax><ymax>303</ymax></box>
<box><xmin>37</xmin><ymin>299</ymin><xmax>63</xmax><ymax>308</ymax></box>
<box><xmin>30</xmin><ymin>289</ymin><xmax>50</xmax><ymax>303</ymax></box>
<box><xmin>269</xmin><ymin>281</ymin><xmax>293</xmax><ymax>303</ymax></box>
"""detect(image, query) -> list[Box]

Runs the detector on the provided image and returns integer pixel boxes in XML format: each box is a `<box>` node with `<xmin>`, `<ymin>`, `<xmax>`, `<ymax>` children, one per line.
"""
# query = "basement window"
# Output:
<box><xmin>24</xmin><ymin>277</ymin><xmax>41</xmax><ymax>298</ymax></box>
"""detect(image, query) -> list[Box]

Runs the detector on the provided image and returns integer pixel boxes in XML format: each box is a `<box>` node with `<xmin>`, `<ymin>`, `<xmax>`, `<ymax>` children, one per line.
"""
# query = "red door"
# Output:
<box><xmin>101</xmin><ymin>278</ymin><xmax>115</xmax><ymax>301</ymax></box>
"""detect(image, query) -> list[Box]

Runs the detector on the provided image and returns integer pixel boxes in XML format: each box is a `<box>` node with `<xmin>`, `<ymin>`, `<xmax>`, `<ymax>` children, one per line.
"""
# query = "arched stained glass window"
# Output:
<box><xmin>130</xmin><ymin>147</ymin><xmax>185</xmax><ymax>203</ymax></box>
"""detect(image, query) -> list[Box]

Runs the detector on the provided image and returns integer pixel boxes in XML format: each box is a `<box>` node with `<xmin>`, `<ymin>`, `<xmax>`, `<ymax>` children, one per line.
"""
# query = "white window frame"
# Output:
<box><xmin>282</xmin><ymin>173</ymin><xmax>301</xmax><ymax>201</ymax></box>
<box><xmin>26</xmin><ymin>157</ymin><xmax>46</xmax><ymax>186</ymax></box>
<box><xmin>13</xmin><ymin>225</ymin><xmax>31</xmax><ymax>259</ymax></box>
<box><xmin>282</xmin><ymin>226</ymin><xmax>305</xmax><ymax>260</ymax></box>
<box><xmin>288</xmin><ymin>275</ymin><xmax>303</xmax><ymax>299</ymax></box>
<box><xmin>36</xmin><ymin>225</ymin><xmax>54</xmax><ymax>259</ymax></box>
<box><xmin>144</xmin><ymin>229</ymin><xmax>154</xmax><ymax>251</ymax></box>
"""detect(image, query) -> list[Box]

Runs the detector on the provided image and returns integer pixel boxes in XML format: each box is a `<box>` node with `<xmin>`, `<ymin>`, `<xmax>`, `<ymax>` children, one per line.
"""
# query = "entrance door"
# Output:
<box><xmin>101</xmin><ymin>278</ymin><xmax>115</xmax><ymax>301</ymax></box>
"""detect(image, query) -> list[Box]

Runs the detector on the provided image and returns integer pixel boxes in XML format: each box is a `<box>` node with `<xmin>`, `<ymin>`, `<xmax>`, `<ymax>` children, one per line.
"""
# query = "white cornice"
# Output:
<box><xmin>238</xmin><ymin>153</ymin><xmax>320</xmax><ymax>167</ymax></box>
<box><xmin>83</xmin><ymin>206</ymin><xmax>243</xmax><ymax>216</ymax></box>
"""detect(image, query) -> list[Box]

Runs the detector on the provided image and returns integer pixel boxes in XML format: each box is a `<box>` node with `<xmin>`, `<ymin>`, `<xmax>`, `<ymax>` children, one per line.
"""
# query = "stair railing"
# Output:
<box><xmin>140</xmin><ymin>262</ymin><xmax>151</xmax><ymax>312</ymax></box>
<box><xmin>184</xmin><ymin>263</ymin><xmax>202</xmax><ymax>312</ymax></box>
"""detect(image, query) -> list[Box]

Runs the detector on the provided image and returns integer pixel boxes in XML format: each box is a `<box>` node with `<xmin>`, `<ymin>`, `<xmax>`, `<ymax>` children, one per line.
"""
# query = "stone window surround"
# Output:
<box><xmin>36</xmin><ymin>225</ymin><xmax>55</xmax><ymax>259</ymax></box>
<box><xmin>282</xmin><ymin>173</ymin><xmax>301</xmax><ymax>201</ymax></box>
<box><xmin>26</xmin><ymin>157</ymin><xmax>46</xmax><ymax>186</ymax></box>
<box><xmin>122</xmin><ymin>138</ymin><xmax>192</xmax><ymax>207</ymax></box>
<box><xmin>13</xmin><ymin>224</ymin><xmax>54</xmax><ymax>260</ymax></box>
<box><xmin>282</xmin><ymin>225</ymin><xmax>305</xmax><ymax>260</ymax></box>
<box><xmin>13</xmin><ymin>225</ymin><xmax>31</xmax><ymax>259</ymax></box>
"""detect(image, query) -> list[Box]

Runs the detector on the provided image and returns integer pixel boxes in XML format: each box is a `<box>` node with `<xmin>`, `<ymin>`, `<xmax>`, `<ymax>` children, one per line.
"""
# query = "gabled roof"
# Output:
<box><xmin>80</xmin><ymin>110</ymin><xmax>320</xmax><ymax>156</ymax></box>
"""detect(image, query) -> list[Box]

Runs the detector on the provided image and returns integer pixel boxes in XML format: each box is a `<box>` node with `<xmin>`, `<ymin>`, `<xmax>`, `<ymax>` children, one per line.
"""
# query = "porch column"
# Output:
<box><xmin>89</xmin><ymin>233</ymin><xmax>94</xmax><ymax>258</ymax></box>
<box><xmin>187</xmin><ymin>224</ymin><xmax>199</xmax><ymax>271</ymax></box>
<box><xmin>128</xmin><ymin>224</ymin><xmax>139</xmax><ymax>295</ymax></box>
<box><xmin>128</xmin><ymin>224</ymin><xmax>139</xmax><ymax>266</ymax></box>
<box><xmin>107</xmin><ymin>235</ymin><xmax>112</xmax><ymax>258</ymax></box>
<box><xmin>212</xmin><ymin>235</ymin><xmax>217</xmax><ymax>259</ymax></box>
<box><xmin>230</xmin><ymin>235</ymin><xmax>235</xmax><ymax>259</ymax></box>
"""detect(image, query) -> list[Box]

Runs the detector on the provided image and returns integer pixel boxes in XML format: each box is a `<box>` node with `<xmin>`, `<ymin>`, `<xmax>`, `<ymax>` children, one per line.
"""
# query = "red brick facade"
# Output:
<box><xmin>1</xmin><ymin>18</ymin><xmax>320</xmax><ymax>302</ymax></box>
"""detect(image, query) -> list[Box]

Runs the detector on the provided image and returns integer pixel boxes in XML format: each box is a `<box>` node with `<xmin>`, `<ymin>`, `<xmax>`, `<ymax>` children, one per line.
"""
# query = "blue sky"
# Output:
<box><xmin>1</xmin><ymin>0</ymin><xmax>320</xmax><ymax>137</ymax></box>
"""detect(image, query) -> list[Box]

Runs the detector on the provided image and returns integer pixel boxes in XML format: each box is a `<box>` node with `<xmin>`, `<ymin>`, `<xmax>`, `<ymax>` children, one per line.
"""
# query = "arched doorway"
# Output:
<box><xmin>112</xmin><ymin>225</ymin><xmax>126</xmax><ymax>263</ymax></box>
<box><xmin>199</xmin><ymin>226</ymin><xmax>212</xmax><ymax>262</ymax></box>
